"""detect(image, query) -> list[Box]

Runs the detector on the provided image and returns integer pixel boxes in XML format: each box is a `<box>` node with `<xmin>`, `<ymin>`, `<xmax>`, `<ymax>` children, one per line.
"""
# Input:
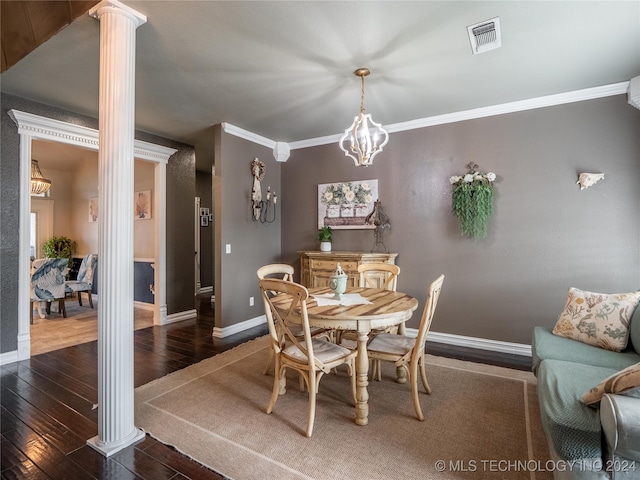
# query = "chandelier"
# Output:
<box><xmin>30</xmin><ymin>159</ymin><xmax>52</xmax><ymax>195</ymax></box>
<box><xmin>339</xmin><ymin>68</ymin><xmax>389</xmax><ymax>167</ymax></box>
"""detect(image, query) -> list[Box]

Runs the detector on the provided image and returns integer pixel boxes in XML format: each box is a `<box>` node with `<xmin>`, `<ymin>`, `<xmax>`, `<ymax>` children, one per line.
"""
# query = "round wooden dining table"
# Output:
<box><xmin>270</xmin><ymin>286</ymin><xmax>419</xmax><ymax>426</ymax></box>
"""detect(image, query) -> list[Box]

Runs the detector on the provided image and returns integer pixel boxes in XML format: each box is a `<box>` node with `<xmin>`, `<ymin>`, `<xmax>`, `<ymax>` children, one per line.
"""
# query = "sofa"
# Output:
<box><xmin>532</xmin><ymin>296</ymin><xmax>640</xmax><ymax>480</ymax></box>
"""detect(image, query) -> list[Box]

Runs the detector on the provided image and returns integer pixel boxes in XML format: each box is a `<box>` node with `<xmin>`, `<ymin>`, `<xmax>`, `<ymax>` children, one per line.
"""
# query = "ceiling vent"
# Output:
<box><xmin>467</xmin><ymin>17</ymin><xmax>501</xmax><ymax>55</ymax></box>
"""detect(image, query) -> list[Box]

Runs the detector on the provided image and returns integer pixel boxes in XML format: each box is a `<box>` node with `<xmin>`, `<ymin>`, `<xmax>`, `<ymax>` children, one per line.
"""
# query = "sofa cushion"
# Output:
<box><xmin>582</xmin><ymin>362</ymin><xmax>640</xmax><ymax>406</ymax></box>
<box><xmin>629</xmin><ymin>303</ymin><xmax>640</xmax><ymax>356</ymax></box>
<box><xmin>552</xmin><ymin>288</ymin><xmax>640</xmax><ymax>352</ymax></box>
<box><xmin>532</xmin><ymin>326</ymin><xmax>640</xmax><ymax>375</ymax></box>
<box><xmin>537</xmin><ymin>359</ymin><xmax>619</xmax><ymax>461</ymax></box>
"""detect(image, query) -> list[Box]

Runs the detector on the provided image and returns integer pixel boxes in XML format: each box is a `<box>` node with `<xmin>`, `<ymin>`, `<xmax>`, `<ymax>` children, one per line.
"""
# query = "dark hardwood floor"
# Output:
<box><xmin>1</xmin><ymin>295</ymin><xmax>531</xmax><ymax>479</ymax></box>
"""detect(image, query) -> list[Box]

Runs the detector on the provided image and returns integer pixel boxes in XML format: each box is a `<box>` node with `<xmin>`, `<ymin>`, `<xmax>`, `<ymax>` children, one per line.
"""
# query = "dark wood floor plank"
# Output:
<box><xmin>0</xmin><ymin>387</ymin><xmax>88</xmax><ymax>455</ymax></box>
<box><xmin>3</xmin><ymin>423</ymin><xmax>95</xmax><ymax>479</ymax></box>
<box><xmin>111</xmin><ymin>447</ymin><xmax>177</xmax><ymax>480</ymax></box>
<box><xmin>1</xmin><ymin>460</ymin><xmax>51</xmax><ymax>480</ymax></box>
<box><xmin>26</xmin><ymin>356</ymin><xmax>98</xmax><ymax>404</ymax></box>
<box><xmin>12</xmin><ymin>362</ymin><xmax>97</xmax><ymax>420</ymax></box>
<box><xmin>2</xmin><ymin>373</ymin><xmax>97</xmax><ymax>440</ymax></box>
<box><xmin>1</xmin><ymin>434</ymin><xmax>29</xmax><ymax>471</ymax></box>
<box><xmin>67</xmin><ymin>446</ymin><xmax>142</xmax><ymax>480</ymax></box>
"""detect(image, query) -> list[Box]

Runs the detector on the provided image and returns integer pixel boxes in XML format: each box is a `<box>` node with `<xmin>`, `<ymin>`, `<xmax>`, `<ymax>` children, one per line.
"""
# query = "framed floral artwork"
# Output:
<box><xmin>317</xmin><ymin>179</ymin><xmax>378</xmax><ymax>229</ymax></box>
<box><xmin>135</xmin><ymin>190</ymin><xmax>152</xmax><ymax>220</ymax></box>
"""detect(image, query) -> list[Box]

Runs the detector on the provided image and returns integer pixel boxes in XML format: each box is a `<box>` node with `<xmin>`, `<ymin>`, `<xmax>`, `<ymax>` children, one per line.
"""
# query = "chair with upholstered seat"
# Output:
<box><xmin>366</xmin><ymin>274</ymin><xmax>444</xmax><ymax>421</ymax></box>
<box><xmin>30</xmin><ymin>257</ymin><xmax>69</xmax><ymax>323</ymax></box>
<box><xmin>257</xmin><ymin>263</ymin><xmax>331</xmax><ymax>376</ymax></box>
<box><xmin>259</xmin><ymin>278</ymin><xmax>357</xmax><ymax>437</ymax></box>
<box><xmin>336</xmin><ymin>263</ymin><xmax>401</xmax><ymax>344</ymax></box>
<box><xmin>65</xmin><ymin>254</ymin><xmax>96</xmax><ymax>308</ymax></box>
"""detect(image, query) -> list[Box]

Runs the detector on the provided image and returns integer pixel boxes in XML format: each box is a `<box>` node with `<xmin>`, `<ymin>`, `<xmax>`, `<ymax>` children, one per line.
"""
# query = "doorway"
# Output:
<box><xmin>10</xmin><ymin>109</ymin><xmax>176</xmax><ymax>360</ymax></box>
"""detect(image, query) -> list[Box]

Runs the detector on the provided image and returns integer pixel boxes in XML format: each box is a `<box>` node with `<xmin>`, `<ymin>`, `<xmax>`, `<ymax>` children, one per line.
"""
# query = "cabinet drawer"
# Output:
<box><xmin>309</xmin><ymin>259</ymin><xmax>358</xmax><ymax>272</ymax></box>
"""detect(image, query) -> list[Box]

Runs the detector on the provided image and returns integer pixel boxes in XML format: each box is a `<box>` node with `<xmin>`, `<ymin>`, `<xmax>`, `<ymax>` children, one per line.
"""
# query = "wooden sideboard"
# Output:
<box><xmin>298</xmin><ymin>251</ymin><xmax>398</xmax><ymax>288</ymax></box>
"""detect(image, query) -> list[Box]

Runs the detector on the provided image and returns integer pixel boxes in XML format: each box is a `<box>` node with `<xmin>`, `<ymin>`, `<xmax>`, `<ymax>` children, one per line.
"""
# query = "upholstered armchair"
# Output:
<box><xmin>30</xmin><ymin>257</ymin><xmax>69</xmax><ymax>323</ymax></box>
<box><xmin>65</xmin><ymin>254</ymin><xmax>97</xmax><ymax>308</ymax></box>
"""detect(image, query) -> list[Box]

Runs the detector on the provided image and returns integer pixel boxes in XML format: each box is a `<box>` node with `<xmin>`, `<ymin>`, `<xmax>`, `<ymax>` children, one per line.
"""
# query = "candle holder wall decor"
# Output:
<box><xmin>250</xmin><ymin>158</ymin><xmax>277</xmax><ymax>224</ymax></box>
<box><xmin>449</xmin><ymin>162</ymin><xmax>497</xmax><ymax>239</ymax></box>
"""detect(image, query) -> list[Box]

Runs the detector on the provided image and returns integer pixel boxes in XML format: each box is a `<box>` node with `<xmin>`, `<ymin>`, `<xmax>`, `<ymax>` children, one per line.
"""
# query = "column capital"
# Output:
<box><xmin>89</xmin><ymin>0</ymin><xmax>147</xmax><ymax>28</ymax></box>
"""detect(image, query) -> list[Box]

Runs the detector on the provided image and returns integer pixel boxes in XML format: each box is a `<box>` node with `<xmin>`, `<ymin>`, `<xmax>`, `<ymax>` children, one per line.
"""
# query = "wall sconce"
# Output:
<box><xmin>577</xmin><ymin>172</ymin><xmax>604</xmax><ymax>190</ymax></box>
<box><xmin>364</xmin><ymin>200</ymin><xmax>390</xmax><ymax>252</ymax></box>
<box><xmin>250</xmin><ymin>158</ymin><xmax>277</xmax><ymax>224</ymax></box>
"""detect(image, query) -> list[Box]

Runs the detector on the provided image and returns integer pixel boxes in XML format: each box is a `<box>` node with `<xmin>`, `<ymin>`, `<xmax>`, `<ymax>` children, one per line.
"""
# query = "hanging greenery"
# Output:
<box><xmin>449</xmin><ymin>163</ymin><xmax>496</xmax><ymax>239</ymax></box>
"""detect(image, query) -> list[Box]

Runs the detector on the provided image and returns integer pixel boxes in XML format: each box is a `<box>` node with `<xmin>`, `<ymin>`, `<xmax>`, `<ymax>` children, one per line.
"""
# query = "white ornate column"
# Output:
<box><xmin>87</xmin><ymin>0</ymin><xmax>147</xmax><ymax>456</ymax></box>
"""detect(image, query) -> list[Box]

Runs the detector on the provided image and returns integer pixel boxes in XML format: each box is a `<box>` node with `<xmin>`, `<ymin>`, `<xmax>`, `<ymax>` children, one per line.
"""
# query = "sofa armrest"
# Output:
<box><xmin>601</xmin><ymin>393</ymin><xmax>640</xmax><ymax>462</ymax></box>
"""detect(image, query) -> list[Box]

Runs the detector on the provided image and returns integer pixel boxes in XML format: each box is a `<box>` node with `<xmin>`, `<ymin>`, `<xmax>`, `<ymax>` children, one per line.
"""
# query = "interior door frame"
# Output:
<box><xmin>9</xmin><ymin>109</ymin><xmax>177</xmax><ymax>361</ymax></box>
<box><xmin>30</xmin><ymin>197</ymin><xmax>54</xmax><ymax>258</ymax></box>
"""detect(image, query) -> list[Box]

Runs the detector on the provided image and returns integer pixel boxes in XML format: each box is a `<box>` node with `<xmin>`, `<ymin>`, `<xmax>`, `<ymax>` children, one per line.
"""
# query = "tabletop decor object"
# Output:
<box><xmin>329</xmin><ymin>263</ymin><xmax>347</xmax><ymax>300</ymax></box>
<box><xmin>449</xmin><ymin>162</ymin><xmax>496</xmax><ymax>239</ymax></box>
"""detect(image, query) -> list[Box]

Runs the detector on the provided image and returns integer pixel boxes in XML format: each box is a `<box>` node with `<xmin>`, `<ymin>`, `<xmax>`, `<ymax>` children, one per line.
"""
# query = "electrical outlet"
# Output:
<box><xmin>225</xmin><ymin>244</ymin><xmax>231</xmax><ymax>254</ymax></box>
<box><xmin>249</xmin><ymin>296</ymin><xmax>254</xmax><ymax>306</ymax></box>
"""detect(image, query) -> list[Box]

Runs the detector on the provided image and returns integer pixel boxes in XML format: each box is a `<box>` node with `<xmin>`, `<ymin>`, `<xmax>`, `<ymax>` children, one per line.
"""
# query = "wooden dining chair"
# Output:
<box><xmin>259</xmin><ymin>278</ymin><xmax>357</xmax><ymax>437</ymax></box>
<box><xmin>257</xmin><ymin>264</ymin><xmax>331</xmax><ymax>376</ymax></box>
<box><xmin>337</xmin><ymin>263</ymin><xmax>401</xmax><ymax>344</ymax></box>
<box><xmin>366</xmin><ymin>274</ymin><xmax>444</xmax><ymax>421</ymax></box>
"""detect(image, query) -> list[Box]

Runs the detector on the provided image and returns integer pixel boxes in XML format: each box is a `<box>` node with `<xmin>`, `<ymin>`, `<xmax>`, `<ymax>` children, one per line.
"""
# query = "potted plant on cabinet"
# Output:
<box><xmin>318</xmin><ymin>226</ymin><xmax>333</xmax><ymax>252</ymax></box>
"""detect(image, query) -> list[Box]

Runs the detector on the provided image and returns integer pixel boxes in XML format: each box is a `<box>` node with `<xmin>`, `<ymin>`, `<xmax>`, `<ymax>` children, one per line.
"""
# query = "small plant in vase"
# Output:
<box><xmin>450</xmin><ymin>163</ymin><xmax>497</xmax><ymax>239</ymax></box>
<box><xmin>318</xmin><ymin>226</ymin><xmax>333</xmax><ymax>252</ymax></box>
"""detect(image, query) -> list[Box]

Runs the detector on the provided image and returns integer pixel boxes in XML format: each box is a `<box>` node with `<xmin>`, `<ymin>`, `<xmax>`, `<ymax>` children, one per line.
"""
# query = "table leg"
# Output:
<box><xmin>355</xmin><ymin>329</ymin><xmax>369</xmax><ymax>426</ymax></box>
<box><xmin>396</xmin><ymin>322</ymin><xmax>407</xmax><ymax>383</ymax></box>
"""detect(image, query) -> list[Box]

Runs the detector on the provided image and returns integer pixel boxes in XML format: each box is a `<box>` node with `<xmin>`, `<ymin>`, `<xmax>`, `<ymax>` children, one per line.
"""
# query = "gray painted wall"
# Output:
<box><xmin>0</xmin><ymin>93</ymin><xmax>195</xmax><ymax>353</ymax></box>
<box><xmin>214</xmin><ymin>127</ymin><xmax>281</xmax><ymax>330</ymax></box>
<box><xmin>196</xmin><ymin>170</ymin><xmax>214</xmax><ymax>288</ymax></box>
<box><xmin>281</xmin><ymin>95</ymin><xmax>640</xmax><ymax>345</ymax></box>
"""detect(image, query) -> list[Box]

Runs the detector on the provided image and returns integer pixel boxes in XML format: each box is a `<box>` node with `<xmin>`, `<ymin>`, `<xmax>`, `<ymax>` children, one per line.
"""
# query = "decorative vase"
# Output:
<box><xmin>340</xmin><ymin>204</ymin><xmax>354</xmax><ymax>217</ymax></box>
<box><xmin>329</xmin><ymin>263</ymin><xmax>347</xmax><ymax>300</ymax></box>
<box><xmin>320</xmin><ymin>241</ymin><xmax>332</xmax><ymax>252</ymax></box>
<box><xmin>355</xmin><ymin>203</ymin><xmax>368</xmax><ymax>217</ymax></box>
<box><xmin>326</xmin><ymin>205</ymin><xmax>339</xmax><ymax>218</ymax></box>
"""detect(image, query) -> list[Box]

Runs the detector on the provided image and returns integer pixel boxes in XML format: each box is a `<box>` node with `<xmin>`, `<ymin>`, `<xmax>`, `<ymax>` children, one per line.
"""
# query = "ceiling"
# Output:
<box><xmin>2</xmin><ymin>1</ymin><xmax>639</xmax><ymax>155</ymax></box>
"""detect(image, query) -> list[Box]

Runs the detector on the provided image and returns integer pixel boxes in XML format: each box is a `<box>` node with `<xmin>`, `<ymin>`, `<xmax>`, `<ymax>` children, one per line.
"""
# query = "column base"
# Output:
<box><xmin>86</xmin><ymin>427</ymin><xmax>145</xmax><ymax>457</ymax></box>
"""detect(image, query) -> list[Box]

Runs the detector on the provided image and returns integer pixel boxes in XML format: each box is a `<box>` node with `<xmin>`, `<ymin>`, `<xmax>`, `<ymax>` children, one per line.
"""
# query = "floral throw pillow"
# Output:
<box><xmin>582</xmin><ymin>362</ymin><xmax>640</xmax><ymax>406</ymax></box>
<box><xmin>552</xmin><ymin>288</ymin><xmax>640</xmax><ymax>352</ymax></box>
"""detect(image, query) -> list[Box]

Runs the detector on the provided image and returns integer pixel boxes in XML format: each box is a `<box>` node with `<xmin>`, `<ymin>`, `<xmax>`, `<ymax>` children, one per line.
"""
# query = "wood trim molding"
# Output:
<box><xmin>8</xmin><ymin>109</ymin><xmax>176</xmax><ymax>359</ymax></box>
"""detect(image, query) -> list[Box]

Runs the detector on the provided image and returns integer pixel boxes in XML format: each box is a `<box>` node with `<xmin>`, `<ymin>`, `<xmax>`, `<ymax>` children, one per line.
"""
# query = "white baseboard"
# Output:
<box><xmin>0</xmin><ymin>350</ymin><xmax>18</xmax><ymax>366</ymax></box>
<box><xmin>407</xmin><ymin>329</ymin><xmax>532</xmax><ymax>357</ymax></box>
<box><xmin>212</xmin><ymin>315</ymin><xmax>266</xmax><ymax>338</ymax></box>
<box><xmin>164</xmin><ymin>309</ymin><xmax>197</xmax><ymax>325</ymax></box>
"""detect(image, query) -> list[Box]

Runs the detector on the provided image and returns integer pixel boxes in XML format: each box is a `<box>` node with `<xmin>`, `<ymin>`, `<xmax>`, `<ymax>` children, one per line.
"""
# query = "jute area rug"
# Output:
<box><xmin>135</xmin><ymin>336</ymin><xmax>552</xmax><ymax>480</ymax></box>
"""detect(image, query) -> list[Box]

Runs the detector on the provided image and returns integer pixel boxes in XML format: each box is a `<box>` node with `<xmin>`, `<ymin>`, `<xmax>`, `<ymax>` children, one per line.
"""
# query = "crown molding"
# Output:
<box><xmin>8</xmin><ymin>110</ymin><xmax>176</xmax><ymax>163</ymax></box>
<box><xmin>289</xmin><ymin>81</ymin><xmax>630</xmax><ymax>151</ymax></box>
<box><xmin>222</xmin><ymin>122</ymin><xmax>276</xmax><ymax>149</ymax></box>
